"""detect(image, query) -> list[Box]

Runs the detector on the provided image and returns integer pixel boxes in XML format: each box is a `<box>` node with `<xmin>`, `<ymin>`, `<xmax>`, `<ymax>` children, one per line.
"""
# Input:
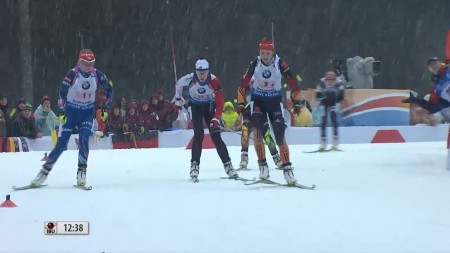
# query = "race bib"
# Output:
<box><xmin>75</xmin><ymin>91</ymin><xmax>94</xmax><ymax>102</ymax></box>
<box><xmin>440</xmin><ymin>81</ymin><xmax>450</xmax><ymax>102</ymax></box>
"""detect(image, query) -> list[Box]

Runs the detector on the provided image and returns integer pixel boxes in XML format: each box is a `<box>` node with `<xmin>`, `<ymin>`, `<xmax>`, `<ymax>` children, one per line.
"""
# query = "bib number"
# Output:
<box><xmin>76</xmin><ymin>91</ymin><xmax>94</xmax><ymax>102</ymax></box>
<box><xmin>441</xmin><ymin>82</ymin><xmax>450</xmax><ymax>102</ymax></box>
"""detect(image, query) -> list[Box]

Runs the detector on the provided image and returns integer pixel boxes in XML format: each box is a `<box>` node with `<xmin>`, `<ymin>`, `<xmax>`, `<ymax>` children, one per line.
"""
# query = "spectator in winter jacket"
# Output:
<box><xmin>10</xmin><ymin>97</ymin><xmax>27</xmax><ymax>121</ymax></box>
<box><xmin>34</xmin><ymin>95</ymin><xmax>59</xmax><ymax>136</ymax></box>
<box><xmin>124</xmin><ymin>104</ymin><xmax>141</xmax><ymax>133</ymax></box>
<box><xmin>155</xmin><ymin>89</ymin><xmax>178</xmax><ymax>130</ymax></box>
<box><xmin>222</xmin><ymin>101</ymin><xmax>241</xmax><ymax>130</ymax></box>
<box><xmin>148</xmin><ymin>95</ymin><xmax>163</xmax><ymax>130</ymax></box>
<box><xmin>12</xmin><ymin>103</ymin><xmax>43</xmax><ymax>138</ymax></box>
<box><xmin>108</xmin><ymin>106</ymin><xmax>126</xmax><ymax>134</ymax></box>
<box><xmin>0</xmin><ymin>93</ymin><xmax>11</xmax><ymax>137</ymax></box>
<box><xmin>285</xmin><ymin>98</ymin><xmax>313</xmax><ymax>127</ymax></box>
<box><xmin>117</xmin><ymin>97</ymin><xmax>127</xmax><ymax>118</ymax></box>
<box><xmin>138</xmin><ymin>99</ymin><xmax>158</xmax><ymax>132</ymax></box>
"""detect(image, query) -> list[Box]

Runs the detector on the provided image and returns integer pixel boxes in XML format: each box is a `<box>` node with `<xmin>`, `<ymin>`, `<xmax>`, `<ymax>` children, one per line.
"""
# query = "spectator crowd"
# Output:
<box><xmin>0</xmin><ymin>87</ymin><xmax>315</xmax><ymax>140</ymax></box>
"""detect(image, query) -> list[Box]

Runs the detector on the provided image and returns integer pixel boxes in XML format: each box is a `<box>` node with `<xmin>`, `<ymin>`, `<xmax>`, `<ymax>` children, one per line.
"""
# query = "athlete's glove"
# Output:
<box><xmin>236</xmin><ymin>103</ymin><xmax>246</xmax><ymax>115</ymax></box>
<box><xmin>100</xmin><ymin>106</ymin><xmax>109</xmax><ymax>121</ymax></box>
<box><xmin>210</xmin><ymin>118</ymin><xmax>221</xmax><ymax>133</ymax></box>
<box><xmin>57</xmin><ymin>109</ymin><xmax>67</xmax><ymax>124</ymax></box>
<box><xmin>174</xmin><ymin>97</ymin><xmax>183</xmax><ymax>111</ymax></box>
<box><xmin>401</xmin><ymin>92</ymin><xmax>419</xmax><ymax>104</ymax></box>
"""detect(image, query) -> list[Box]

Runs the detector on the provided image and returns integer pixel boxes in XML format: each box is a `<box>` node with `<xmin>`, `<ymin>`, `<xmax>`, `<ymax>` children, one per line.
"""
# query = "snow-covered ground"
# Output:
<box><xmin>1</xmin><ymin>142</ymin><xmax>450</xmax><ymax>253</ymax></box>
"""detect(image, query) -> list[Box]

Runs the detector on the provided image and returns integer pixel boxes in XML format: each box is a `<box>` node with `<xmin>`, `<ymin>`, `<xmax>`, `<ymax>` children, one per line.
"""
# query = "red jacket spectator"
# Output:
<box><xmin>108</xmin><ymin>106</ymin><xmax>126</xmax><ymax>134</ymax></box>
<box><xmin>124</xmin><ymin>104</ymin><xmax>141</xmax><ymax>133</ymax></box>
<box><xmin>148</xmin><ymin>95</ymin><xmax>163</xmax><ymax>130</ymax></box>
<box><xmin>138</xmin><ymin>99</ymin><xmax>159</xmax><ymax>131</ymax></box>
<box><xmin>155</xmin><ymin>89</ymin><xmax>178</xmax><ymax>130</ymax></box>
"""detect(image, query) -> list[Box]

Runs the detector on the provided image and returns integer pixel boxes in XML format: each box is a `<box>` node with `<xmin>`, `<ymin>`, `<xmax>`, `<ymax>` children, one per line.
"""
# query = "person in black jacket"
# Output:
<box><xmin>0</xmin><ymin>93</ymin><xmax>11</xmax><ymax>137</ymax></box>
<box><xmin>316</xmin><ymin>71</ymin><xmax>345</xmax><ymax>150</ymax></box>
<box><xmin>10</xmin><ymin>97</ymin><xmax>27</xmax><ymax>122</ymax></box>
<box><xmin>11</xmin><ymin>103</ymin><xmax>43</xmax><ymax>139</ymax></box>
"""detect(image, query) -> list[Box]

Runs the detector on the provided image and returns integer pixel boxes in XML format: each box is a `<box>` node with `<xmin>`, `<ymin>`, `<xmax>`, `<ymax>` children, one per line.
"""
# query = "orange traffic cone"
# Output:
<box><xmin>0</xmin><ymin>195</ymin><xmax>18</xmax><ymax>208</ymax></box>
<box><xmin>41</xmin><ymin>152</ymin><xmax>48</xmax><ymax>161</ymax></box>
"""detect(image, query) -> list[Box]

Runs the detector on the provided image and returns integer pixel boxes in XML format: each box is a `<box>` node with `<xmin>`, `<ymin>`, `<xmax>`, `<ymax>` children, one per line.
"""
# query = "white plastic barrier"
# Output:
<box><xmin>162</xmin><ymin>124</ymin><xmax>449</xmax><ymax>148</ymax></box>
<box><xmin>21</xmin><ymin>134</ymin><xmax>113</xmax><ymax>152</ymax></box>
<box><xmin>9</xmin><ymin>124</ymin><xmax>449</xmax><ymax>152</ymax></box>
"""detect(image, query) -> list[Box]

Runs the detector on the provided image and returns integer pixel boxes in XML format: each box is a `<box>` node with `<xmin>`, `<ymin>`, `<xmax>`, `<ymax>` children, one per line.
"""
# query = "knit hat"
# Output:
<box><xmin>18</xmin><ymin>97</ymin><xmax>26</xmax><ymax>105</ymax></box>
<box><xmin>130</xmin><ymin>99</ymin><xmax>138</xmax><ymax>106</ymax></box>
<box><xmin>195</xmin><ymin>58</ymin><xmax>209</xmax><ymax>70</ymax></box>
<box><xmin>285</xmin><ymin>98</ymin><xmax>293</xmax><ymax>107</ymax></box>
<box><xmin>259</xmin><ymin>39</ymin><xmax>275</xmax><ymax>51</ymax></box>
<box><xmin>427</xmin><ymin>57</ymin><xmax>439</xmax><ymax>66</ymax></box>
<box><xmin>41</xmin><ymin>95</ymin><xmax>51</xmax><ymax>105</ymax></box>
<box><xmin>155</xmin><ymin>89</ymin><xmax>165</xmax><ymax>99</ymax></box>
<box><xmin>22</xmin><ymin>103</ymin><xmax>32</xmax><ymax>111</ymax></box>
<box><xmin>79</xmin><ymin>49</ymin><xmax>95</xmax><ymax>63</ymax></box>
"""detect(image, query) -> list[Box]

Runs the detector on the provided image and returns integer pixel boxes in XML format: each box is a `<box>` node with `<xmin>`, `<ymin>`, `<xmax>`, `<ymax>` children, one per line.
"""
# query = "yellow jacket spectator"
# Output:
<box><xmin>222</xmin><ymin>101</ymin><xmax>240</xmax><ymax>130</ymax></box>
<box><xmin>285</xmin><ymin>98</ymin><xmax>313</xmax><ymax>127</ymax></box>
<box><xmin>291</xmin><ymin>107</ymin><xmax>313</xmax><ymax>127</ymax></box>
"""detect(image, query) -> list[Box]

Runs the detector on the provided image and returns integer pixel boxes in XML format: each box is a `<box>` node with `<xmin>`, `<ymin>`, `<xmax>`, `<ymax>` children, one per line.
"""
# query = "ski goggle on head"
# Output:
<box><xmin>79</xmin><ymin>51</ymin><xmax>95</xmax><ymax>65</ymax></box>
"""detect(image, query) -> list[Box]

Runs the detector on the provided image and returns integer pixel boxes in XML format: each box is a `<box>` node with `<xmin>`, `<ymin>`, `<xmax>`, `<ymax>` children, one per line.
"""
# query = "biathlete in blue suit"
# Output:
<box><xmin>402</xmin><ymin>57</ymin><xmax>450</xmax><ymax>113</ymax></box>
<box><xmin>31</xmin><ymin>49</ymin><xmax>113</xmax><ymax>187</ymax></box>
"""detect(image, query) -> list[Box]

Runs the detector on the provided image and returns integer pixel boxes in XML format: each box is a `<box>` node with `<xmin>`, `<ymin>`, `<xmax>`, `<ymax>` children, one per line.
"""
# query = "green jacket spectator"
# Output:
<box><xmin>33</xmin><ymin>96</ymin><xmax>58</xmax><ymax>136</ymax></box>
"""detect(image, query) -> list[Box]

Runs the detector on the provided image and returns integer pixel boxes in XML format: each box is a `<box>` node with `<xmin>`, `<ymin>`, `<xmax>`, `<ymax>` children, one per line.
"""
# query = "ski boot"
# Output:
<box><xmin>282</xmin><ymin>164</ymin><xmax>297</xmax><ymax>186</ymax></box>
<box><xmin>239</xmin><ymin>151</ymin><xmax>249</xmax><ymax>169</ymax></box>
<box><xmin>77</xmin><ymin>166</ymin><xmax>87</xmax><ymax>186</ymax></box>
<box><xmin>331</xmin><ymin>135</ymin><xmax>339</xmax><ymax>150</ymax></box>
<box><xmin>224</xmin><ymin>161</ymin><xmax>238</xmax><ymax>178</ymax></box>
<box><xmin>319</xmin><ymin>137</ymin><xmax>327</xmax><ymax>151</ymax></box>
<box><xmin>258</xmin><ymin>160</ymin><xmax>269</xmax><ymax>180</ymax></box>
<box><xmin>190</xmin><ymin>161</ymin><xmax>199</xmax><ymax>183</ymax></box>
<box><xmin>30</xmin><ymin>167</ymin><xmax>50</xmax><ymax>187</ymax></box>
<box><xmin>272</xmin><ymin>153</ymin><xmax>282</xmax><ymax>168</ymax></box>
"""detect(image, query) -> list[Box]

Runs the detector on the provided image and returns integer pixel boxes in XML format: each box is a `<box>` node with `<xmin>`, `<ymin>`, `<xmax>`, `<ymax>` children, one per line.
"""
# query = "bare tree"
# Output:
<box><xmin>18</xmin><ymin>0</ymin><xmax>33</xmax><ymax>103</ymax></box>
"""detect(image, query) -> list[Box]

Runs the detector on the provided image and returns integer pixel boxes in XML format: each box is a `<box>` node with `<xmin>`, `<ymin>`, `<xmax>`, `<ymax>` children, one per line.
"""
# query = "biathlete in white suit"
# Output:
<box><xmin>31</xmin><ymin>49</ymin><xmax>113</xmax><ymax>187</ymax></box>
<box><xmin>174</xmin><ymin>58</ymin><xmax>238</xmax><ymax>183</ymax></box>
